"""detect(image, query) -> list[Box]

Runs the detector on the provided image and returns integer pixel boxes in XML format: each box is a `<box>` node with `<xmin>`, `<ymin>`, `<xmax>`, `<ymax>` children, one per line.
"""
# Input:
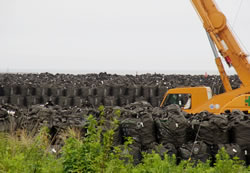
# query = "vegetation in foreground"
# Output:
<box><xmin>0</xmin><ymin>110</ymin><xmax>249</xmax><ymax>173</ymax></box>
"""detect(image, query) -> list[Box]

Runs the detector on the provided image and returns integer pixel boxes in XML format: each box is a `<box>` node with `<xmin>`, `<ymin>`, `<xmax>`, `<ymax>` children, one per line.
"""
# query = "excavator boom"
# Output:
<box><xmin>191</xmin><ymin>0</ymin><xmax>250</xmax><ymax>87</ymax></box>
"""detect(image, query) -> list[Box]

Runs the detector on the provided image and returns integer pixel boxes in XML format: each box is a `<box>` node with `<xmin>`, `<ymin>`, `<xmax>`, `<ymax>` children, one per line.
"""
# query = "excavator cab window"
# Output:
<box><xmin>164</xmin><ymin>93</ymin><xmax>191</xmax><ymax>109</ymax></box>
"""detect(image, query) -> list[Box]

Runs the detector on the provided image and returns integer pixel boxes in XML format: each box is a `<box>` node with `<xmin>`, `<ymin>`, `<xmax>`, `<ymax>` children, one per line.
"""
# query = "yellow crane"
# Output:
<box><xmin>160</xmin><ymin>0</ymin><xmax>250</xmax><ymax>114</ymax></box>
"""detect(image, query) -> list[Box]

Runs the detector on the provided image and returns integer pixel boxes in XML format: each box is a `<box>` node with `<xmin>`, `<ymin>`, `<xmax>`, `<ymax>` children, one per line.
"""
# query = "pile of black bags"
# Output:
<box><xmin>119</xmin><ymin>103</ymin><xmax>250</xmax><ymax>164</ymax></box>
<box><xmin>1</xmin><ymin>101</ymin><xmax>250</xmax><ymax>165</ymax></box>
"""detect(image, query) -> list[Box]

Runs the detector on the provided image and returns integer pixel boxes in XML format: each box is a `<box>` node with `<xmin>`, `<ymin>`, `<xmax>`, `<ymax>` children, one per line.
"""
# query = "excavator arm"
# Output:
<box><xmin>206</xmin><ymin>31</ymin><xmax>232</xmax><ymax>92</ymax></box>
<box><xmin>191</xmin><ymin>0</ymin><xmax>250</xmax><ymax>87</ymax></box>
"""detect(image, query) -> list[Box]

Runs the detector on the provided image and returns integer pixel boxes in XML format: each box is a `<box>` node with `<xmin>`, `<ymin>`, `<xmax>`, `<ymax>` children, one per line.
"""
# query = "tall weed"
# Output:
<box><xmin>0</xmin><ymin>128</ymin><xmax>63</xmax><ymax>173</ymax></box>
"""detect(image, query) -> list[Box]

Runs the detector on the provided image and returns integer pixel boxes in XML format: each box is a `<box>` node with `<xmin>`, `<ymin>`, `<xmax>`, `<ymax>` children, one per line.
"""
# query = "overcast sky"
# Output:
<box><xmin>0</xmin><ymin>0</ymin><xmax>249</xmax><ymax>75</ymax></box>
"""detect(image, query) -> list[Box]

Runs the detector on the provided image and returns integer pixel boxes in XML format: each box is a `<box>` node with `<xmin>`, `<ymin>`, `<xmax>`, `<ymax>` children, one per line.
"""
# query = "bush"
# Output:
<box><xmin>61</xmin><ymin>108</ymin><xmax>133</xmax><ymax>173</ymax></box>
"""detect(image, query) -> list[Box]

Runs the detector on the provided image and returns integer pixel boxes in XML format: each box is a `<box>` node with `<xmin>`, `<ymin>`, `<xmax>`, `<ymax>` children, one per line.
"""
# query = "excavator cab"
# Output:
<box><xmin>163</xmin><ymin>93</ymin><xmax>191</xmax><ymax>109</ymax></box>
<box><xmin>160</xmin><ymin>87</ymin><xmax>212</xmax><ymax>113</ymax></box>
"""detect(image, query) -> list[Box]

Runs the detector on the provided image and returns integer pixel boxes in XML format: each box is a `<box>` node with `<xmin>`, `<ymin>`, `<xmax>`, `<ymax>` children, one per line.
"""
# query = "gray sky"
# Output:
<box><xmin>0</xmin><ymin>0</ymin><xmax>249</xmax><ymax>75</ymax></box>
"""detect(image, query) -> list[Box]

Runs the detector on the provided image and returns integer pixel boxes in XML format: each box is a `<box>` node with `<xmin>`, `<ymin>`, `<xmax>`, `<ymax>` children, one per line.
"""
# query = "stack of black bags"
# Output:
<box><xmin>119</xmin><ymin>103</ymin><xmax>250</xmax><ymax>165</ymax></box>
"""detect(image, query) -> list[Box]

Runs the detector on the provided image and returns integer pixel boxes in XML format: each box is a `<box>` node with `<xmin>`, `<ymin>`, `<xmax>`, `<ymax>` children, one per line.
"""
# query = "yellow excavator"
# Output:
<box><xmin>160</xmin><ymin>0</ymin><xmax>250</xmax><ymax>114</ymax></box>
